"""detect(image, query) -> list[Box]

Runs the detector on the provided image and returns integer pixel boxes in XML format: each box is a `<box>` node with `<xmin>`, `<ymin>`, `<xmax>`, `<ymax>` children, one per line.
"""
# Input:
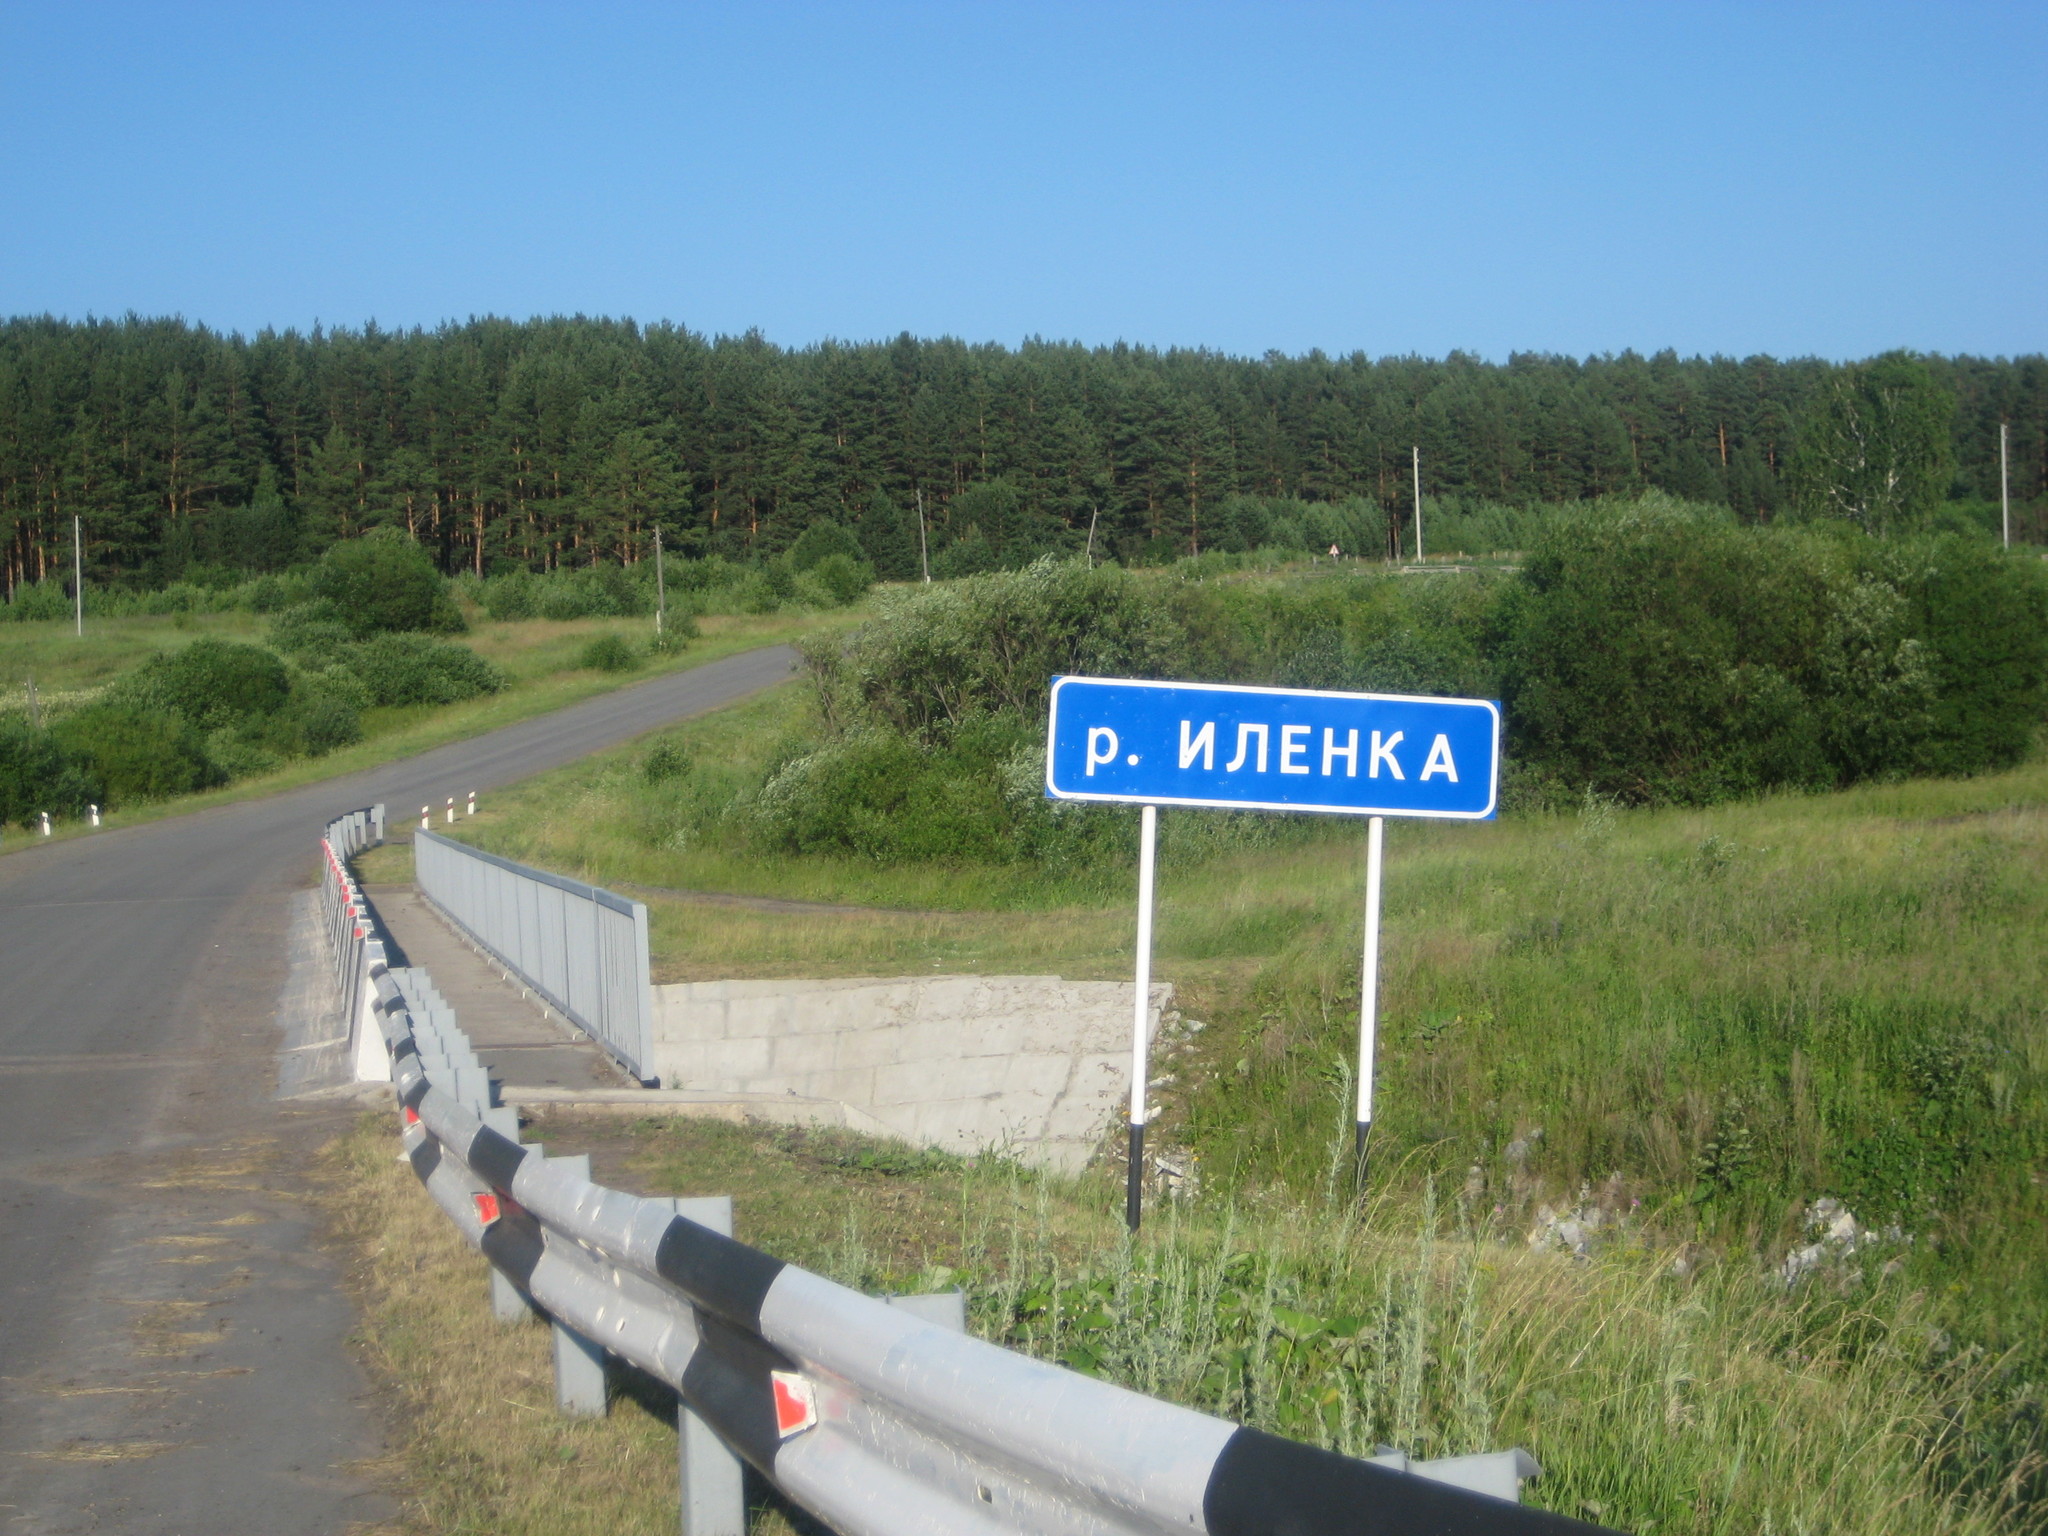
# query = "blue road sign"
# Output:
<box><xmin>1045</xmin><ymin>676</ymin><xmax>1501</xmax><ymax>820</ymax></box>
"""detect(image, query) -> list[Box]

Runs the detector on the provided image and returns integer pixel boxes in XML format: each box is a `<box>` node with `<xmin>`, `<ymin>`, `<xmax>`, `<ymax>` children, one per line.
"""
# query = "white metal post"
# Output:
<box><xmin>1127</xmin><ymin>803</ymin><xmax>1159</xmax><ymax>1231</ymax></box>
<box><xmin>1412</xmin><ymin>447</ymin><xmax>1424</xmax><ymax>563</ymax></box>
<box><xmin>916</xmin><ymin>488</ymin><xmax>931</xmax><ymax>583</ymax></box>
<box><xmin>72</xmin><ymin>515</ymin><xmax>82</xmax><ymax>637</ymax></box>
<box><xmin>1356</xmin><ymin>816</ymin><xmax>1385</xmax><ymax>1187</ymax></box>
<box><xmin>2001</xmin><ymin>421</ymin><xmax>2011</xmax><ymax>550</ymax></box>
<box><xmin>655</xmin><ymin>524</ymin><xmax>666</xmax><ymax>635</ymax></box>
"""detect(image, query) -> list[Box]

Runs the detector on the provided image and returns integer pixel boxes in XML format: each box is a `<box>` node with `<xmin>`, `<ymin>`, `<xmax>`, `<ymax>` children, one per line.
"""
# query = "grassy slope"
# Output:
<box><xmin>0</xmin><ymin>607</ymin><xmax>856</xmax><ymax>851</ymax></box>
<box><xmin>325</xmin><ymin>1106</ymin><xmax>2026</xmax><ymax>1536</ymax></box>
<box><xmin>419</xmin><ymin>675</ymin><xmax>2048</xmax><ymax>1528</ymax></box>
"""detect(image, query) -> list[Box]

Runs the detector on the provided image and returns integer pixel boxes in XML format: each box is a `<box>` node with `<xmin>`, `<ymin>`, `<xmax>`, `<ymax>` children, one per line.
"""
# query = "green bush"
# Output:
<box><xmin>240</xmin><ymin>570</ymin><xmax>315</xmax><ymax>614</ymax></box>
<box><xmin>339</xmin><ymin>635</ymin><xmax>505</xmax><ymax>707</ymax></box>
<box><xmin>1490</xmin><ymin>507</ymin><xmax>2048</xmax><ymax>804</ymax></box>
<box><xmin>1494</xmin><ymin>510</ymin><xmax>1845</xmax><ymax>803</ymax></box>
<box><xmin>261</xmin><ymin>671</ymin><xmax>365</xmax><ymax>757</ymax></box>
<box><xmin>786</xmin><ymin>520</ymin><xmax>865</xmax><ymax>573</ymax></box>
<box><xmin>581</xmin><ymin>633</ymin><xmax>637</xmax><ymax>672</ymax></box>
<box><xmin>805</xmin><ymin>557</ymin><xmax>1184</xmax><ymax>742</ymax></box>
<box><xmin>126</xmin><ymin>638</ymin><xmax>290</xmax><ymax>729</ymax></box>
<box><xmin>479</xmin><ymin>570</ymin><xmax>538</xmax><ymax>620</ymax></box>
<box><xmin>1889</xmin><ymin>535</ymin><xmax>2048</xmax><ymax>774</ymax></box>
<box><xmin>52</xmin><ymin>703</ymin><xmax>221</xmax><ymax>806</ymax></box>
<box><xmin>267</xmin><ymin>600</ymin><xmax>357</xmax><ymax>656</ymax></box>
<box><xmin>0</xmin><ymin>721</ymin><xmax>98</xmax><ymax>825</ymax></box>
<box><xmin>1</xmin><ymin>580</ymin><xmax>74</xmax><ymax>622</ymax></box>
<box><xmin>751</xmin><ymin>726</ymin><xmax>1020</xmax><ymax>863</ymax></box>
<box><xmin>799</xmin><ymin>552</ymin><xmax>874</xmax><ymax>608</ymax></box>
<box><xmin>649</xmin><ymin>609</ymin><xmax>699</xmax><ymax>652</ymax></box>
<box><xmin>310</xmin><ymin>529</ymin><xmax>465</xmax><ymax>636</ymax></box>
<box><xmin>642</xmin><ymin>739</ymin><xmax>692</xmax><ymax>783</ymax></box>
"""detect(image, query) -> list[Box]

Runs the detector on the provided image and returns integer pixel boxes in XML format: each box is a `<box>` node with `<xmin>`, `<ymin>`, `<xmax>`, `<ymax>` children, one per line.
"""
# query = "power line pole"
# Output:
<box><xmin>653</xmin><ymin>524</ymin><xmax>666</xmax><ymax>636</ymax></box>
<box><xmin>72</xmin><ymin>515</ymin><xmax>82</xmax><ymax>637</ymax></box>
<box><xmin>916</xmin><ymin>489</ymin><xmax>931</xmax><ymax>583</ymax></box>
<box><xmin>1085</xmin><ymin>504</ymin><xmax>1100</xmax><ymax>568</ymax></box>
<box><xmin>1412</xmin><ymin>446</ymin><xmax>1424</xmax><ymax>562</ymax></box>
<box><xmin>2001</xmin><ymin>421</ymin><xmax>2011</xmax><ymax>550</ymax></box>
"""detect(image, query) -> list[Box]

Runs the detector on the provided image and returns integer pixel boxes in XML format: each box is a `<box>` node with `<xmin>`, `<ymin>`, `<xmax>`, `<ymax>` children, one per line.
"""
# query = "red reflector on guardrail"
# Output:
<box><xmin>473</xmin><ymin>1191</ymin><xmax>502</xmax><ymax>1227</ymax></box>
<box><xmin>771</xmin><ymin>1371</ymin><xmax>817</xmax><ymax>1436</ymax></box>
<box><xmin>403</xmin><ymin>1106</ymin><xmax>420</xmax><ymax>1126</ymax></box>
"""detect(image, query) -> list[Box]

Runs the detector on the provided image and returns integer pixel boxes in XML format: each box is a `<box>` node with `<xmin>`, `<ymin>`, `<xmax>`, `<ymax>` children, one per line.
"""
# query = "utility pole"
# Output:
<box><xmin>653</xmin><ymin>524</ymin><xmax>666</xmax><ymax>636</ymax></box>
<box><xmin>916</xmin><ymin>489</ymin><xmax>931</xmax><ymax>583</ymax></box>
<box><xmin>1412</xmin><ymin>446</ymin><xmax>1424</xmax><ymax>562</ymax></box>
<box><xmin>1085</xmin><ymin>504</ymin><xmax>1100</xmax><ymax>568</ymax></box>
<box><xmin>72</xmin><ymin>515</ymin><xmax>82</xmax><ymax>637</ymax></box>
<box><xmin>2001</xmin><ymin>421</ymin><xmax>2011</xmax><ymax>550</ymax></box>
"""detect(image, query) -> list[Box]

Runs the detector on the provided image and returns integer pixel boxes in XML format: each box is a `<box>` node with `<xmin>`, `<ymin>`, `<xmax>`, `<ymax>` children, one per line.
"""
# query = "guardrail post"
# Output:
<box><xmin>551</xmin><ymin>1318</ymin><xmax>608</xmax><ymax>1418</ymax></box>
<box><xmin>673</xmin><ymin>1196</ymin><xmax>744</xmax><ymax>1536</ymax></box>
<box><xmin>884</xmin><ymin>1289</ymin><xmax>969</xmax><ymax>1332</ymax></box>
<box><xmin>480</xmin><ymin>1107</ymin><xmax>533</xmax><ymax>1324</ymax></box>
<box><xmin>545</xmin><ymin>1153</ymin><xmax>608</xmax><ymax>1417</ymax></box>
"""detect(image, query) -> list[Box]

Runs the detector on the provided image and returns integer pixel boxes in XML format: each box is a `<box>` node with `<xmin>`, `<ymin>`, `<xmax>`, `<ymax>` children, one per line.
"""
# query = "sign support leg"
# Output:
<box><xmin>1356</xmin><ymin>816</ymin><xmax>1384</xmax><ymax>1190</ymax></box>
<box><xmin>1127</xmin><ymin>804</ymin><xmax>1158</xmax><ymax>1232</ymax></box>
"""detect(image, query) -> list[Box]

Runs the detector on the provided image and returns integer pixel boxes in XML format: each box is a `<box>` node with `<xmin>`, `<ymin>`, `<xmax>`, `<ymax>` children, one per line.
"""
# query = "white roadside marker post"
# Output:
<box><xmin>1127</xmin><ymin>803</ymin><xmax>1159</xmax><ymax>1231</ymax></box>
<box><xmin>1356</xmin><ymin>816</ymin><xmax>1385</xmax><ymax>1188</ymax></box>
<box><xmin>421</xmin><ymin>805</ymin><xmax>430</xmax><ymax>831</ymax></box>
<box><xmin>446</xmin><ymin>797</ymin><xmax>455</xmax><ymax>825</ymax></box>
<box><xmin>40</xmin><ymin>811</ymin><xmax>52</xmax><ymax>838</ymax></box>
<box><xmin>89</xmin><ymin>803</ymin><xmax>100</xmax><ymax>827</ymax></box>
<box><xmin>467</xmin><ymin>790</ymin><xmax>477</xmax><ymax>817</ymax></box>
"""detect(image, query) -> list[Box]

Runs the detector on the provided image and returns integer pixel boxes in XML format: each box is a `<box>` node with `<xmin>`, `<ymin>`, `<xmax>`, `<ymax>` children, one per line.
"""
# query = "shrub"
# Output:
<box><xmin>258</xmin><ymin>671</ymin><xmax>366</xmax><ymax>757</ymax></box>
<box><xmin>649</xmin><ymin>609</ymin><xmax>699</xmax><ymax>653</ymax></box>
<box><xmin>267</xmin><ymin>600</ymin><xmax>357</xmax><ymax>656</ymax></box>
<box><xmin>751</xmin><ymin>727</ymin><xmax>1020</xmax><ymax>863</ymax></box>
<box><xmin>538</xmin><ymin>564</ymin><xmax>653</xmax><ymax>620</ymax></box>
<box><xmin>127</xmin><ymin>638</ymin><xmax>290</xmax><ymax>729</ymax></box>
<box><xmin>642</xmin><ymin>739</ymin><xmax>692</xmax><ymax>783</ymax></box>
<box><xmin>1888</xmin><ymin>535</ymin><xmax>2048</xmax><ymax>775</ymax></box>
<box><xmin>479</xmin><ymin>570</ymin><xmax>538</xmax><ymax>620</ymax></box>
<box><xmin>2</xmin><ymin>580</ymin><xmax>74</xmax><ymax>622</ymax></box>
<box><xmin>339</xmin><ymin>635</ymin><xmax>505</xmax><ymax>707</ymax></box>
<box><xmin>52</xmin><ymin>703</ymin><xmax>221</xmax><ymax>806</ymax></box>
<box><xmin>1489</xmin><ymin>507</ymin><xmax>2048</xmax><ymax>804</ymax></box>
<box><xmin>805</xmin><ymin>557</ymin><xmax>1184</xmax><ymax>743</ymax></box>
<box><xmin>581</xmin><ymin>633</ymin><xmax>638</xmax><ymax>672</ymax></box>
<box><xmin>1493</xmin><ymin>509</ymin><xmax>1844</xmax><ymax>803</ymax></box>
<box><xmin>799</xmin><ymin>552</ymin><xmax>874</xmax><ymax>608</ymax></box>
<box><xmin>310</xmin><ymin>529</ymin><xmax>465</xmax><ymax>636</ymax></box>
<box><xmin>241</xmin><ymin>570</ymin><xmax>314</xmax><ymax>613</ymax></box>
<box><xmin>786</xmin><ymin>520</ymin><xmax>866</xmax><ymax>573</ymax></box>
<box><xmin>0</xmin><ymin>721</ymin><xmax>98</xmax><ymax>825</ymax></box>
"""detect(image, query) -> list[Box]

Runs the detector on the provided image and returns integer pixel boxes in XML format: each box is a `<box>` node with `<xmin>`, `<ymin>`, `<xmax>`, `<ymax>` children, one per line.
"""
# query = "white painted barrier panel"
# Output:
<box><xmin>413</xmin><ymin>830</ymin><xmax>654</xmax><ymax>1081</ymax></box>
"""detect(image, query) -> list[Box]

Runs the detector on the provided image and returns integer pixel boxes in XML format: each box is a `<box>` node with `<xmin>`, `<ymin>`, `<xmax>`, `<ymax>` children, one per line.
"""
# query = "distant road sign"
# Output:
<box><xmin>1045</xmin><ymin>676</ymin><xmax>1501</xmax><ymax>820</ymax></box>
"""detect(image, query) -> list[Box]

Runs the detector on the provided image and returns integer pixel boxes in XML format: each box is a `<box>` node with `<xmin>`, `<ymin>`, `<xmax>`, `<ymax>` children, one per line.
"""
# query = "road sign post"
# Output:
<box><xmin>1047</xmin><ymin>676</ymin><xmax>1500</xmax><ymax>1224</ymax></box>
<box><xmin>1128</xmin><ymin>804</ymin><xmax>1158</xmax><ymax>1231</ymax></box>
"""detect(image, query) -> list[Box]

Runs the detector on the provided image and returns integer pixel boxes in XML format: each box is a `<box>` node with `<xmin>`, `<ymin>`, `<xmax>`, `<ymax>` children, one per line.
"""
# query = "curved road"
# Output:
<box><xmin>0</xmin><ymin>644</ymin><xmax>796</xmax><ymax>1533</ymax></box>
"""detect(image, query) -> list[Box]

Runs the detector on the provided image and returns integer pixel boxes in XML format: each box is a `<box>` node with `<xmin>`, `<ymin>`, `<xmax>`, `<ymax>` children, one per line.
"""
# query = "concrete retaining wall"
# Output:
<box><xmin>650</xmin><ymin>975</ymin><xmax>1172</xmax><ymax>1171</ymax></box>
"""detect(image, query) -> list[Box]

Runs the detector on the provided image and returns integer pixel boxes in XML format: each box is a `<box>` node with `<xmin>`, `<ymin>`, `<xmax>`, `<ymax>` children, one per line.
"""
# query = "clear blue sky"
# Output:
<box><xmin>1</xmin><ymin>2</ymin><xmax>2040</xmax><ymax>361</ymax></box>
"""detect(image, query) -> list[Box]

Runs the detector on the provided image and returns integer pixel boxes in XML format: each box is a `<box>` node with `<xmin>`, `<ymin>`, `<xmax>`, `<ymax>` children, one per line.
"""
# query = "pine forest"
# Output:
<box><xmin>2</xmin><ymin>313</ymin><xmax>2043</xmax><ymax>594</ymax></box>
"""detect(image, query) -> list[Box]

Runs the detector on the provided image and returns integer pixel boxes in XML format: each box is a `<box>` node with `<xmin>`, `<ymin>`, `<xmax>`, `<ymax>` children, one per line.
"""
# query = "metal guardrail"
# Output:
<box><xmin>320</xmin><ymin>806</ymin><xmax>1616</xmax><ymax>1536</ymax></box>
<box><xmin>413</xmin><ymin>828</ymin><xmax>655</xmax><ymax>1082</ymax></box>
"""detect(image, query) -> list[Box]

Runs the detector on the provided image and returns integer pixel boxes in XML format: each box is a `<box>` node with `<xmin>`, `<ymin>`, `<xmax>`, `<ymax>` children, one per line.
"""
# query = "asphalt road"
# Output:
<box><xmin>0</xmin><ymin>643</ymin><xmax>797</xmax><ymax>1533</ymax></box>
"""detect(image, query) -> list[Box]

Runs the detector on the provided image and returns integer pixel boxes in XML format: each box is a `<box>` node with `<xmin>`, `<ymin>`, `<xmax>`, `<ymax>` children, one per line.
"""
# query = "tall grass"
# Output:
<box><xmin>448</xmin><ymin>680</ymin><xmax>2048</xmax><ymax>1527</ymax></box>
<box><xmin>603</xmin><ymin>1114</ymin><xmax>2036</xmax><ymax>1536</ymax></box>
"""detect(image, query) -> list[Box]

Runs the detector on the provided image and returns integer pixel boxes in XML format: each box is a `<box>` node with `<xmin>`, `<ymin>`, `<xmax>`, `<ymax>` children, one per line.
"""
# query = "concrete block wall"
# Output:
<box><xmin>650</xmin><ymin>975</ymin><xmax>1173</xmax><ymax>1171</ymax></box>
